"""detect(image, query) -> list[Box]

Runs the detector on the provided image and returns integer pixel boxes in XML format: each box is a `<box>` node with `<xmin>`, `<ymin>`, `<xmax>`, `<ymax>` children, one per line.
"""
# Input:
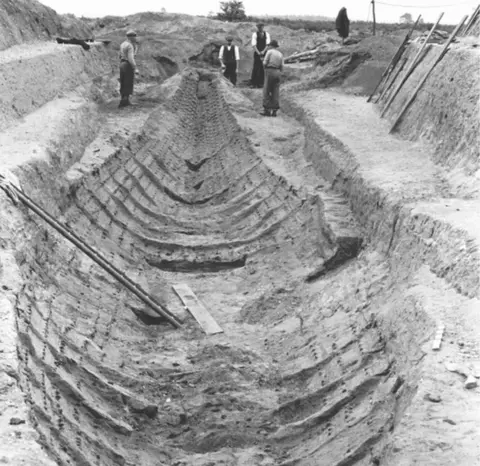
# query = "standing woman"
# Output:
<box><xmin>250</xmin><ymin>23</ymin><xmax>270</xmax><ymax>88</ymax></box>
<box><xmin>119</xmin><ymin>30</ymin><xmax>139</xmax><ymax>108</ymax></box>
<box><xmin>335</xmin><ymin>7</ymin><xmax>350</xmax><ymax>45</ymax></box>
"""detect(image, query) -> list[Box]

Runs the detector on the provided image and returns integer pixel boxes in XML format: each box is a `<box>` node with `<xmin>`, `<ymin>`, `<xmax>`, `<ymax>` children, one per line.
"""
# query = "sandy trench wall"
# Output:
<box><xmin>0</xmin><ymin>42</ymin><xmax>114</xmax><ymax>133</ymax></box>
<box><xmin>0</xmin><ymin>101</ymin><xmax>116</xmax><ymax>466</ymax></box>
<box><xmin>282</xmin><ymin>98</ymin><xmax>480</xmax><ymax>300</ymax></box>
<box><xmin>0</xmin><ymin>197</ymin><xmax>59</xmax><ymax>466</ymax></box>
<box><xmin>0</xmin><ymin>36</ymin><xmax>127</xmax><ymax>466</ymax></box>
<box><xmin>0</xmin><ymin>0</ymin><xmax>92</xmax><ymax>52</ymax></box>
<box><xmin>279</xmin><ymin>91</ymin><xmax>480</xmax><ymax>464</ymax></box>
<box><xmin>377</xmin><ymin>40</ymin><xmax>480</xmax><ymax>173</ymax></box>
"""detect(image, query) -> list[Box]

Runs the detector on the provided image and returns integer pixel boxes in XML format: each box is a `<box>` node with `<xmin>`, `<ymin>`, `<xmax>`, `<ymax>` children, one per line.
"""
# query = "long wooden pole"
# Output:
<box><xmin>367</xmin><ymin>15</ymin><xmax>421</xmax><ymax>103</ymax></box>
<box><xmin>372</xmin><ymin>0</ymin><xmax>376</xmax><ymax>36</ymax></box>
<box><xmin>1</xmin><ymin>183</ymin><xmax>183</xmax><ymax>328</ymax></box>
<box><xmin>390</xmin><ymin>15</ymin><xmax>468</xmax><ymax>133</ymax></box>
<box><xmin>377</xmin><ymin>56</ymin><xmax>407</xmax><ymax>103</ymax></box>
<box><xmin>463</xmin><ymin>4</ymin><xmax>480</xmax><ymax>35</ymax></box>
<box><xmin>381</xmin><ymin>12</ymin><xmax>444</xmax><ymax>118</ymax></box>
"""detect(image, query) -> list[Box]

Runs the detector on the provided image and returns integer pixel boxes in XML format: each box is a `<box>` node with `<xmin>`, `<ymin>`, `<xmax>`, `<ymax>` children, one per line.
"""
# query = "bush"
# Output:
<box><xmin>217</xmin><ymin>1</ymin><xmax>246</xmax><ymax>22</ymax></box>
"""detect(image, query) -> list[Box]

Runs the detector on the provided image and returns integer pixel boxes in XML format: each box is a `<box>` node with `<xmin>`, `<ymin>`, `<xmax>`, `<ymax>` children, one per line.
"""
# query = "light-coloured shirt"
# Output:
<box><xmin>219</xmin><ymin>45</ymin><xmax>240</xmax><ymax>61</ymax></box>
<box><xmin>119</xmin><ymin>40</ymin><xmax>137</xmax><ymax>68</ymax></box>
<box><xmin>251</xmin><ymin>31</ymin><xmax>271</xmax><ymax>48</ymax></box>
<box><xmin>263</xmin><ymin>48</ymin><xmax>284</xmax><ymax>71</ymax></box>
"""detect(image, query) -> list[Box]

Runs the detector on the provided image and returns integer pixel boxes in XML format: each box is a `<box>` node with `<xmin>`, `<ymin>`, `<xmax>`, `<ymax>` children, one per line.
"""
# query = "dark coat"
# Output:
<box><xmin>335</xmin><ymin>7</ymin><xmax>350</xmax><ymax>39</ymax></box>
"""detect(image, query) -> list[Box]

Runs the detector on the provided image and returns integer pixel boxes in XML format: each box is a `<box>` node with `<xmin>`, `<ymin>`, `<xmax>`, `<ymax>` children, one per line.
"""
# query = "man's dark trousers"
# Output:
<box><xmin>224</xmin><ymin>63</ymin><xmax>237</xmax><ymax>85</ymax></box>
<box><xmin>120</xmin><ymin>60</ymin><xmax>134</xmax><ymax>101</ymax></box>
<box><xmin>263</xmin><ymin>68</ymin><xmax>281</xmax><ymax>111</ymax></box>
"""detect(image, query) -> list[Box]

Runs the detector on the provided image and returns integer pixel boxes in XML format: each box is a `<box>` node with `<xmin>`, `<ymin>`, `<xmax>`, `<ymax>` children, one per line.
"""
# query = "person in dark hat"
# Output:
<box><xmin>219</xmin><ymin>35</ymin><xmax>240</xmax><ymax>85</ymax></box>
<box><xmin>261</xmin><ymin>39</ymin><xmax>284</xmax><ymax>117</ymax></box>
<box><xmin>250</xmin><ymin>22</ymin><xmax>270</xmax><ymax>88</ymax></box>
<box><xmin>335</xmin><ymin>7</ymin><xmax>350</xmax><ymax>44</ymax></box>
<box><xmin>118</xmin><ymin>30</ymin><xmax>139</xmax><ymax>108</ymax></box>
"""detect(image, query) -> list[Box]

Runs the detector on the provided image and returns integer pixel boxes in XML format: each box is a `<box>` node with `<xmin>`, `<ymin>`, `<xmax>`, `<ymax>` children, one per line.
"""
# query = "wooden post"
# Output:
<box><xmin>367</xmin><ymin>15</ymin><xmax>421</xmax><ymax>103</ymax></box>
<box><xmin>372</xmin><ymin>0</ymin><xmax>376</xmax><ymax>36</ymax></box>
<box><xmin>377</xmin><ymin>56</ymin><xmax>407</xmax><ymax>103</ymax></box>
<box><xmin>381</xmin><ymin>12</ymin><xmax>444</xmax><ymax>118</ymax></box>
<box><xmin>390</xmin><ymin>15</ymin><xmax>468</xmax><ymax>133</ymax></box>
<box><xmin>463</xmin><ymin>4</ymin><xmax>480</xmax><ymax>36</ymax></box>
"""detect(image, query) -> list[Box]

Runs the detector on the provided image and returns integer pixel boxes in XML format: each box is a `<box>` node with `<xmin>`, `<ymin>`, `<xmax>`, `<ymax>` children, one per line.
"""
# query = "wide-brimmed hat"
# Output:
<box><xmin>270</xmin><ymin>39</ymin><xmax>279</xmax><ymax>47</ymax></box>
<box><xmin>226</xmin><ymin>35</ymin><xmax>234</xmax><ymax>41</ymax></box>
<box><xmin>126</xmin><ymin>30</ymin><xmax>137</xmax><ymax>37</ymax></box>
<box><xmin>257</xmin><ymin>22</ymin><xmax>265</xmax><ymax>27</ymax></box>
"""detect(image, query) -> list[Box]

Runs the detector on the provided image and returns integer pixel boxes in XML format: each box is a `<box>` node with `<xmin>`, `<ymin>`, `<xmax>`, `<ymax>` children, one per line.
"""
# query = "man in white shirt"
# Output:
<box><xmin>119</xmin><ymin>30</ymin><xmax>139</xmax><ymax>108</ymax></box>
<box><xmin>219</xmin><ymin>36</ymin><xmax>240</xmax><ymax>86</ymax></box>
<box><xmin>250</xmin><ymin>23</ymin><xmax>270</xmax><ymax>88</ymax></box>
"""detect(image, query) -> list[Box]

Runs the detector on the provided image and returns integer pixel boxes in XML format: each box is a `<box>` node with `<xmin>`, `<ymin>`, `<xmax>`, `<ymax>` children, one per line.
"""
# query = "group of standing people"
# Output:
<box><xmin>219</xmin><ymin>23</ymin><xmax>284</xmax><ymax>117</ymax></box>
<box><xmin>118</xmin><ymin>9</ymin><xmax>350</xmax><ymax>113</ymax></box>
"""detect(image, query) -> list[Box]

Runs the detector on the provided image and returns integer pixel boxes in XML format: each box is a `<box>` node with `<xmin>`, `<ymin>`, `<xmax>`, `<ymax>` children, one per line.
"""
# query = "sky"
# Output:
<box><xmin>39</xmin><ymin>0</ymin><xmax>478</xmax><ymax>25</ymax></box>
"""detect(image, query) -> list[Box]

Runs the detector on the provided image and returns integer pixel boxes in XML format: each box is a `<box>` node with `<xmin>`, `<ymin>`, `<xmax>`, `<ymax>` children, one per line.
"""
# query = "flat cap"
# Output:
<box><xmin>270</xmin><ymin>39</ymin><xmax>279</xmax><ymax>47</ymax></box>
<box><xmin>226</xmin><ymin>35</ymin><xmax>234</xmax><ymax>40</ymax></box>
<box><xmin>257</xmin><ymin>22</ymin><xmax>265</xmax><ymax>27</ymax></box>
<box><xmin>126</xmin><ymin>30</ymin><xmax>137</xmax><ymax>37</ymax></box>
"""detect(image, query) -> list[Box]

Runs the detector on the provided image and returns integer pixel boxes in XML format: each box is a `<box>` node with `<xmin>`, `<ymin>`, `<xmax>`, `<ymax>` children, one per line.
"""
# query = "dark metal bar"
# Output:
<box><xmin>1</xmin><ymin>182</ymin><xmax>183</xmax><ymax>328</ymax></box>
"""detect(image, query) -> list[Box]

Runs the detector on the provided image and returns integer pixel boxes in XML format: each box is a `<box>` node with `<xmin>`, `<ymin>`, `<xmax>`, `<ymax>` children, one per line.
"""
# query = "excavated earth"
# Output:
<box><xmin>1</xmin><ymin>9</ymin><xmax>480</xmax><ymax>466</ymax></box>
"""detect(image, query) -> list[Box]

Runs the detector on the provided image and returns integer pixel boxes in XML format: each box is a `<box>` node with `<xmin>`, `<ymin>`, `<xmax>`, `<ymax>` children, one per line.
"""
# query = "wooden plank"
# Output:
<box><xmin>173</xmin><ymin>284</ymin><xmax>223</xmax><ymax>335</ymax></box>
<box><xmin>381</xmin><ymin>12</ymin><xmax>444</xmax><ymax>118</ymax></box>
<box><xmin>432</xmin><ymin>323</ymin><xmax>445</xmax><ymax>351</ymax></box>
<box><xmin>390</xmin><ymin>15</ymin><xmax>468</xmax><ymax>133</ymax></box>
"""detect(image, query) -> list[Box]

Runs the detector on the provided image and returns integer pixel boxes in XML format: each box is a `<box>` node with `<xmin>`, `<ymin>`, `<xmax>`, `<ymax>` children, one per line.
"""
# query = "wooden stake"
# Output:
<box><xmin>372</xmin><ymin>0</ymin><xmax>376</xmax><ymax>36</ymax></box>
<box><xmin>376</xmin><ymin>56</ymin><xmax>407</xmax><ymax>103</ymax></box>
<box><xmin>367</xmin><ymin>15</ymin><xmax>421</xmax><ymax>103</ymax></box>
<box><xmin>463</xmin><ymin>4</ymin><xmax>480</xmax><ymax>36</ymax></box>
<box><xmin>390</xmin><ymin>15</ymin><xmax>468</xmax><ymax>133</ymax></box>
<box><xmin>381</xmin><ymin>12</ymin><xmax>444</xmax><ymax>118</ymax></box>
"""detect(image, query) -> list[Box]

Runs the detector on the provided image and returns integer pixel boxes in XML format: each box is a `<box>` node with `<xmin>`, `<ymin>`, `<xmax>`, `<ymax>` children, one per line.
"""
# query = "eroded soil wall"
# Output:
<box><xmin>378</xmin><ymin>41</ymin><xmax>480</xmax><ymax>173</ymax></box>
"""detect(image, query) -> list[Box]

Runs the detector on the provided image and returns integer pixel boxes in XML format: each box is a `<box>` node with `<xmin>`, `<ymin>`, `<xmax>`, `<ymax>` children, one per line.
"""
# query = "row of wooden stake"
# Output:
<box><xmin>368</xmin><ymin>7</ymin><xmax>478</xmax><ymax>133</ymax></box>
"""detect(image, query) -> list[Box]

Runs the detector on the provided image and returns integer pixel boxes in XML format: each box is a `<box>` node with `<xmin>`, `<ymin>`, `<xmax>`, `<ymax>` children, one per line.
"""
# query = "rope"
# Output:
<box><xmin>376</xmin><ymin>1</ymin><xmax>477</xmax><ymax>8</ymax></box>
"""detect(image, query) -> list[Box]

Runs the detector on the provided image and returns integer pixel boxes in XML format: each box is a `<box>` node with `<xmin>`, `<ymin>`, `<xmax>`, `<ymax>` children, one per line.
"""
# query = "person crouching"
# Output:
<box><xmin>219</xmin><ymin>36</ymin><xmax>240</xmax><ymax>86</ymax></box>
<box><xmin>261</xmin><ymin>40</ymin><xmax>284</xmax><ymax>117</ymax></box>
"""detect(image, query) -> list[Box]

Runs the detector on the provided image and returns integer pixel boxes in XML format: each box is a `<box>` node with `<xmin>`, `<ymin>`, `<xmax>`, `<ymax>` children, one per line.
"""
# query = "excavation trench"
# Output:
<box><xmin>1</xmin><ymin>70</ymin><xmax>432</xmax><ymax>466</ymax></box>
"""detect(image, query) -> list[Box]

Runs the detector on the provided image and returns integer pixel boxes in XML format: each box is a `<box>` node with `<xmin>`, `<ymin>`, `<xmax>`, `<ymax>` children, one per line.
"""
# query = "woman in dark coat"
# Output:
<box><xmin>336</xmin><ymin>7</ymin><xmax>350</xmax><ymax>44</ymax></box>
